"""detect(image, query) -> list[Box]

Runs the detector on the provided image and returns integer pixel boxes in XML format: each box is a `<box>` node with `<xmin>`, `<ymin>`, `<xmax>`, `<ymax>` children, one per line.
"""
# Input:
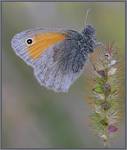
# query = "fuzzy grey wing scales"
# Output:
<box><xmin>53</xmin><ymin>32</ymin><xmax>88</xmax><ymax>74</ymax></box>
<box><xmin>33</xmin><ymin>31</ymin><xmax>88</xmax><ymax>92</ymax></box>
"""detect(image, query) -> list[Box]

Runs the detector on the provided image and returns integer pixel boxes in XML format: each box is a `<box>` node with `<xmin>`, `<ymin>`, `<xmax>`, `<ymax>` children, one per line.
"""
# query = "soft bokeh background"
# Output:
<box><xmin>2</xmin><ymin>2</ymin><xmax>125</xmax><ymax>148</ymax></box>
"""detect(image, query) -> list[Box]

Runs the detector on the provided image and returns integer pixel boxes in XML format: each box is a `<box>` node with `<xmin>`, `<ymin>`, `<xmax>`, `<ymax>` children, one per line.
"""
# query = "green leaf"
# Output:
<box><xmin>95</xmin><ymin>77</ymin><xmax>105</xmax><ymax>85</ymax></box>
<box><xmin>93</xmin><ymin>83</ymin><xmax>104</xmax><ymax>94</ymax></box>
<box><xmin>95</xmin><ymin>100</ymin><xmax>102</xmax><ymax>105</ymax></box>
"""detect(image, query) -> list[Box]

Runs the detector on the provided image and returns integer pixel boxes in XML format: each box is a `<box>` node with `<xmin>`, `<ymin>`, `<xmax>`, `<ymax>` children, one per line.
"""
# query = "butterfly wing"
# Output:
<box><xmin>11</xmin><ymin>28</ymin><xmax>66</xmax><ymax>67</ymax></box>
<box><xmin>11</xmin><ymin>28</ymin><xmax>87</xmax><ymax>92</ymax></box>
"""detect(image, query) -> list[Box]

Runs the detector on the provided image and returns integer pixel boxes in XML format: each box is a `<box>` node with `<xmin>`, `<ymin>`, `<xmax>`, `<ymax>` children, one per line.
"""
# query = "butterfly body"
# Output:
<box><xmin>11</xmin><ymin>25</ymin><xmax>99</xmax><ymax>92</ymax></box>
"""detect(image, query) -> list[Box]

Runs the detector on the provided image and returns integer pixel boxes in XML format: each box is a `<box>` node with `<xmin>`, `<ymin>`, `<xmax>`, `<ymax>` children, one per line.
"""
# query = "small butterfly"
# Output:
<box><xmin>11</xmin><ymin>10</ymin><xmax>100</xmax><ymax>92</ymax></box>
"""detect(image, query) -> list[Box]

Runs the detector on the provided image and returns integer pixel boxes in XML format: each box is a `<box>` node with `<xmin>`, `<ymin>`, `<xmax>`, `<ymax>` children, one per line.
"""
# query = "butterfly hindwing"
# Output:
<box><xmin>33</xmin><ymin>30</ymin><xmax>87</xmax><ymax>92</ymax></box>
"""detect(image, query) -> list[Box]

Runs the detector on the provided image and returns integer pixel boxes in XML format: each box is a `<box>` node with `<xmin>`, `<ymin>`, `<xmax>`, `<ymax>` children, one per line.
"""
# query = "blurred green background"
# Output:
<box><xmin>2</xmin><ymin>2</ymin><xmax>125</xmax><ymax>148</ymax></box>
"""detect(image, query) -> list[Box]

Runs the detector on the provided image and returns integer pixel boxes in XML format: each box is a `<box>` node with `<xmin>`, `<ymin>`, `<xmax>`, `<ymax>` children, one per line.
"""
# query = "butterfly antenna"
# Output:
<box><xmin>85</xmin><ymin>8</ymin><xmax>91</xmax><ymax>27</ymax></box>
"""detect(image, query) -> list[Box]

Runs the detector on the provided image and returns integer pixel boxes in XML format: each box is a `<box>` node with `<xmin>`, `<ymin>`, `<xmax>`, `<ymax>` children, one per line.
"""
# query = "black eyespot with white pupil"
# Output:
<box><xmin>26</xmin><ymin>38</ymin><xmax>33</xmax><ymax>45</ymax></box>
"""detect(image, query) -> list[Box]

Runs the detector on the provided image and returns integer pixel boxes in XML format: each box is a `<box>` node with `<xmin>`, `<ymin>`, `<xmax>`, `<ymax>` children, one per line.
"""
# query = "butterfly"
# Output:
<box><xmin>11</xmin><ymin>12</ymin><xmax>100</xmax><ymax>93</ymax></box>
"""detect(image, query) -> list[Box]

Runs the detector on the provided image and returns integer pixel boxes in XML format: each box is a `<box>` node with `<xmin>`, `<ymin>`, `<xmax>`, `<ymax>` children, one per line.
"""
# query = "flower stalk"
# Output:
<box><xmin>85</xmin><ymin>42</ymin><xmax>122</xmax><ymax>147</ymax></box>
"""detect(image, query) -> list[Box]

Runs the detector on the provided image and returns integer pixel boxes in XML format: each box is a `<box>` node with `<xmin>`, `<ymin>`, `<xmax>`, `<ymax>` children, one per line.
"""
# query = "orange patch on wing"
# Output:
<box><xmin>28</xmin><ymin>32</ymin><xmax>65</xmax><ymax>59</ymax></box>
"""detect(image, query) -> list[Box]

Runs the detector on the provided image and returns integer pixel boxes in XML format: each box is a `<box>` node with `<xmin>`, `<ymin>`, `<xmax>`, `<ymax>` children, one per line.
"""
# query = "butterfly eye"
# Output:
<box><xmin>26</xmin><ymin>38</ymin><xmax>33</xmax><ymax>45</ymax></box>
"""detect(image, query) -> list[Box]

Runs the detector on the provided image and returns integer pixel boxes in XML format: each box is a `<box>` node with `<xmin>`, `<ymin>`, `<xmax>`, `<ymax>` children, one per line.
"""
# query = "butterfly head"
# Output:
<box><xmin>82</xmin><ymin>24</ymin><xmax>96</xmax><ymax>37</ymax></box>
